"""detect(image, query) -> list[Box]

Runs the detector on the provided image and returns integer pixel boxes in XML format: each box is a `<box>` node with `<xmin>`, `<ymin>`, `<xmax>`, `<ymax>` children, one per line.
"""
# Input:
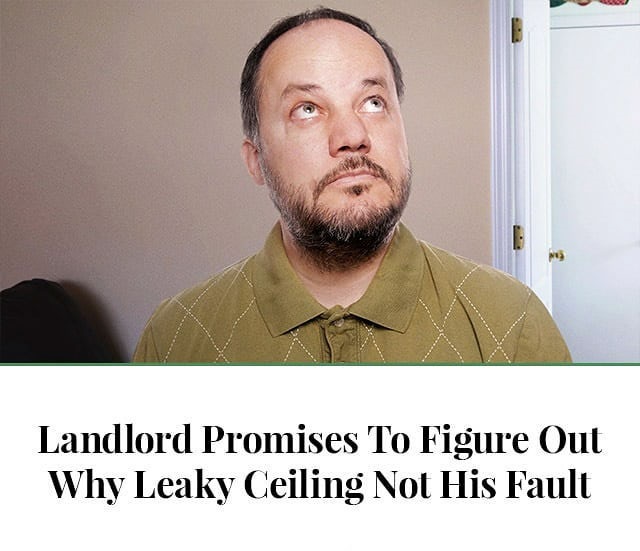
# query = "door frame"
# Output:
<box><xmin>490</xmin><ymin>0</ymin><xmax>553</xmax><ymax>310</ymax></box>
<box><xmin>491</xmin><ymin>0</ymin><xmax>640</xmax><ymax>312</ymax></box>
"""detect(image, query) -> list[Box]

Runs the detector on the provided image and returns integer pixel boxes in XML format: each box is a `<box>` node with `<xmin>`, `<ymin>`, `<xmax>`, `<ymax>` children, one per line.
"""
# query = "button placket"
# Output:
<box><xmin>320</xmin><ymin>307</ymin><xmax>358</xmax><ymax>362</ymax></box>
<box><xmin>328</xmin><ymin>318</ymin><xmax>357</xmax><ymax>362</ymax></box>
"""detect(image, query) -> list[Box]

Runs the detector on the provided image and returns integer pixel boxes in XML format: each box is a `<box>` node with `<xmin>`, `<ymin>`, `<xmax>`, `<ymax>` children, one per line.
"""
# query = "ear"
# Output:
<box><xmin>241</xmin><ymin>139</ymin><xmax>265</xmax><ymax>186</ymax></box>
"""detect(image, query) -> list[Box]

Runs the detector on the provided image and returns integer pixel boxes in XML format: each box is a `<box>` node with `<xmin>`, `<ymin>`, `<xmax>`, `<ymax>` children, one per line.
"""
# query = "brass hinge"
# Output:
<box><xmin>513</xmin><ymin>225</ymin><xmax>525</xmax><ymax>250</ymax></box>
<box><xmin>512</xmin><ymin>17</ymin><xmax>523</xmax><ymax>43</ymax></box>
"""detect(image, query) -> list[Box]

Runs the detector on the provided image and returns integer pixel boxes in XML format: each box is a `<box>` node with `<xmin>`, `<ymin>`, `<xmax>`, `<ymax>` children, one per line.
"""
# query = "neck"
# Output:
<box><xmin>280</xmin><ymin>222</ymin><xmax>393</xmax><ymax>308</ymax></box>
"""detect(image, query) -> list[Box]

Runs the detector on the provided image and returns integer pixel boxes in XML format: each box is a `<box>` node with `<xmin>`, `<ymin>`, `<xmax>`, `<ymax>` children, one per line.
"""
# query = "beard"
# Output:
<box><xmin>259</xmin><ymin>154</ymin><xmax>411</xmax><ymax>271</ymax></box>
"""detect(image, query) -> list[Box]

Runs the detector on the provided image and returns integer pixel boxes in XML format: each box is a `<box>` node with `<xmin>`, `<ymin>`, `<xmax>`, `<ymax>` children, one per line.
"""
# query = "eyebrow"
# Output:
<box><xmin>361</xmin><ymin>77</ymin><xmax>389</xmax><ymax>90</ymax></box>
<box><xmin>280</xmin><ymin>77</ymin><xmax>390</xmax><ymax>100</ymax></box>
<box><xmin>280</xmin><ymin>83</ymin><xmax>322</xmax><ymax>100</ymax></box>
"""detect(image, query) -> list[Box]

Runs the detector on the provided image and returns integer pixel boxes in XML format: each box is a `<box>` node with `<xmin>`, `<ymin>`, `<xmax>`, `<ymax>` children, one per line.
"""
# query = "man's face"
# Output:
<box><xmin>245</xmin><ymin>19</ymin><xmax>411</xmax><ymax>255</ymax></box>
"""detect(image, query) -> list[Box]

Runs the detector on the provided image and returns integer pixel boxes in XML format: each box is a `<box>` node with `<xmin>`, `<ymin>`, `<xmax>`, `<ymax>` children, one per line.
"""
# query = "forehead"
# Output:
<box><xmin>258</xmin><ymin>19</ymin><xmax>394</xmax><ymax>95</ymax></box>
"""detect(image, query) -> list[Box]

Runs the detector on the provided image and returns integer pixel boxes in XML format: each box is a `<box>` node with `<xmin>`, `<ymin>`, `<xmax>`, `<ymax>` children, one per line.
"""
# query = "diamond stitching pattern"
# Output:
<box><xmin>215</xmin><ymin>298</ymin><xmax>256</xmax><ymax>362</ymax></box>
<box><xmin>163</xmin><ymin>273</ymin><xmax>226</xmax><ymax>362</ymax></box>
<box><xmin>174</xmin><ymin>298</ymin><xmax>229</xmax><ymax>362</ymax></box>
<box><xmin>457</xmin><ymin>288</ymin><xmax>530</xmax><ymax>363</ymax></box>
<box><xmin>162</xmin><ymin>261</ymin><xmax>256</xmax><ymax>363</ymax></box>
<box><xmin>273</xmin><ymin>264</ymin><xmax>531</xmax><ymax>364</ymax></box>
<box><xmin>419</xmin><ymin>298</ymin><xmax>464</xmax><ymax>362</ymax></box>
<box><xmin>360</xmin><ymin>322</ymin><xmax>386</xmax><ymax>362</ymax></box>
<box><xmin>455</xmin><ymin>272</ymin><xmax>530</xmax><ymax>364</ymax></box>
<box><xmin>138</xmin><ymin>234</ymin><xmax>553</xmax><ymax>364</ymax></box>
<box><xmin>283</xmin><ymin>328</ymin><xmax>318</xmax><ymax>362</ymax></box>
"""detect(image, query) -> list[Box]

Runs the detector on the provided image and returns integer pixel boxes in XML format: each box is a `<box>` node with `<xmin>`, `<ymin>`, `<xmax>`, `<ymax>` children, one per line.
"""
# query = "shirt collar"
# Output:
<box><xmin>253</xmin><ymin>222</ymin><xmax>424</xmax><ymax>336</ymax></box>
<box><xmin>349</xmin><ymin>223</ymin><xmax>424</xmax><ymax>332</ymax></box>
<box><xmin>253</xmin><ymin>224</ymin><xmax>326</xmax><ymax>336</ymax></box>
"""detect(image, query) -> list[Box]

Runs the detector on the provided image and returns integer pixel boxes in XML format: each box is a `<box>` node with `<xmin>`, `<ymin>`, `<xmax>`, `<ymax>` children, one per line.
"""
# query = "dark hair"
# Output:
<box><xmin>240</xmin><ymin>7</ymin><xmax>405</xmax><ymax>143</ymax></box>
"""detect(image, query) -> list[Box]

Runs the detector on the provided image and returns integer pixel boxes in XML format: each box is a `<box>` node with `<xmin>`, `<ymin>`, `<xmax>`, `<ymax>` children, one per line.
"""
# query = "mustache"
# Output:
<box><xmin>314</xmin><ymin>156</ymin><xmax>393</xmax><ymax>201</ymax></box>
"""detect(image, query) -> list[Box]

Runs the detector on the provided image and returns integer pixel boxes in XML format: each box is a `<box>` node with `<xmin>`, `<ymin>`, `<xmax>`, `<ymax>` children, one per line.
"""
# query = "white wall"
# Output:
<box><xmin>0</xmin><ymin>0</ymin><xmax>491</xmax><ymax>360</ymax></box>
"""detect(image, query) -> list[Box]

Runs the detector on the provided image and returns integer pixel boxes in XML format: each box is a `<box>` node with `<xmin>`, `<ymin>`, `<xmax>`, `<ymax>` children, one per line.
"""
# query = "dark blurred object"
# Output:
<box><xmin>0</xmin><ymin>279</ymin><xmax>115</xmax><ymax>362</ymax></box>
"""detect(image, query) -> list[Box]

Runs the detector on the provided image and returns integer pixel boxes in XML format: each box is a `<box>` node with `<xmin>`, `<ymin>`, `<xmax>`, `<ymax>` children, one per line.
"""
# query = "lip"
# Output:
<box><xmin>328</xmin><ymin>170</ymin><xmax>379</xmax><ymax>186</ymax></box>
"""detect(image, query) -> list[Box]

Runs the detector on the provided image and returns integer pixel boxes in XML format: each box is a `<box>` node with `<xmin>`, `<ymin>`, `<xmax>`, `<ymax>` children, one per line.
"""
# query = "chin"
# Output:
<box><xmin>319</xmin><ymin>199</ymin><xmax>379</xmax><ymax>224</ymax></box>
<box><xmin>319</xmin><ymin>188</ymin><xmax>392</xmax><ymax>213</ymax></box>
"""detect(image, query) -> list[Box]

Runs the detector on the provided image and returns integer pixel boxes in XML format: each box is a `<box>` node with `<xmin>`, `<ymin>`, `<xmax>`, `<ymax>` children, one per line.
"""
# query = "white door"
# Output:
<box><xmin>550</xmin><ymin>6</ymin><xmax>640</xmax><ymax>362</ymax></box>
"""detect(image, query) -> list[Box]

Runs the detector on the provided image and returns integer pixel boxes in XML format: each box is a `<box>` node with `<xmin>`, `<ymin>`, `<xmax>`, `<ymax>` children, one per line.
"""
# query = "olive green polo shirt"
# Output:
<box><xmin>133</xmin><ymin>223</ymin><xmax>571</xmax><ymax>363</ymax></box>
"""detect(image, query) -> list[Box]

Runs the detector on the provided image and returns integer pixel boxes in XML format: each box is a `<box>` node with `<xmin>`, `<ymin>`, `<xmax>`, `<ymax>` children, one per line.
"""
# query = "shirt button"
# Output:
<box><xmin>333</xmin><ymin>318</ymin><xmax>345</xmax><ymax>327</ymax></box>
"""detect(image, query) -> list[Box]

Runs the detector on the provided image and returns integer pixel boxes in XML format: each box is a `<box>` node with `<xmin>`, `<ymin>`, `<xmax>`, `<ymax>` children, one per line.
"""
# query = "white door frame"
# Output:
<box><xmin>491</xmin><ymin>0</ymin><xmax>640</xmax><ymax>312</ymax></box>
<box><xmin>490</xmin><ymin>0</ymin><xmax>517</xmax><ymax>278</ymax></box>
<box><xmin>491</xmin><ymin>0</ymin><xmax>553</xmax><ymax>310</ymax></box>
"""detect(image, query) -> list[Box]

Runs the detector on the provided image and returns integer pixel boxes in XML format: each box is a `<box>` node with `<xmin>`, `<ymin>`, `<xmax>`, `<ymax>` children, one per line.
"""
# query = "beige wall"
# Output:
<box><xmin>0</xmin><ymin>0</ymin><xmax>491</xmax><ymax>360</ymax></box>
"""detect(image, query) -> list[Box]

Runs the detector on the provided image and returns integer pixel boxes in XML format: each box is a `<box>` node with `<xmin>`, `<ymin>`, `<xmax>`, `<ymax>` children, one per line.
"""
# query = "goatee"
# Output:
<box><xmin>260</xmin><ymin>155</ymin><xmax>411</xmax><ymax>272</ymax></box>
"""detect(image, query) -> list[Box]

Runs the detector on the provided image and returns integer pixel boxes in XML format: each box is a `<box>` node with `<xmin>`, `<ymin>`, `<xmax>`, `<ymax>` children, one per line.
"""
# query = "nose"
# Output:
<box><xmin>328</xmin><ymin>111</ymin><xmax>371</xmax><ymax>157</ymax></box>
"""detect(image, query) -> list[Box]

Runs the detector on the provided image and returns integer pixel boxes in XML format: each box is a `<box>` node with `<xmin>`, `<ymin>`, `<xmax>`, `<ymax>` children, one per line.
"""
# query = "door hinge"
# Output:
<box><xmin>512</xmin><ymin>17</ymin><xmax>523</xmax><ymax>43</ymax></box>
<box><xmin>513</xmin><ymin>225</ymin><xmax>525</xmax><ymax>250</ymax></box>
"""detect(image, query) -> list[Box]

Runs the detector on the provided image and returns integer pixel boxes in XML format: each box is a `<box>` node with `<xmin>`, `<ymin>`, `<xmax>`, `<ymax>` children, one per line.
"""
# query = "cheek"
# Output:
<box><xmin>370</xmin><ymin>116</ymin><xmax>407</xmax><ymax>151</ymax></box>
<box><xmin>390</xmin><ymin>129</ymin><xmax>410</xmax><ymax>170</ymax></box>
<box><xmin>389</xmin><ymin>119</ymin><xmax>409</xmax><ymax>154</ymax></box>
<box><xmin>261</xmin><ymin>139</ymin><xmax>327</xmax><ymax>198</ymax></box>
<box><xmin>276</xmin><ymin>133</ymin><xmax>327</xmax><ymax>175</ymax></box>
<box><xmin>375</xmin><ymin>132</ymin><xmax>409</xmax><ymax>173</ymax></box>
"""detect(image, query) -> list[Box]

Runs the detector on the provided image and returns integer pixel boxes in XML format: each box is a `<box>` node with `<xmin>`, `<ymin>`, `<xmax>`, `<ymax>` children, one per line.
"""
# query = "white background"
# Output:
<box><xmin>1</xmin><ymin>366</ymin><xmax>637</xmax><ymax>549</ymax></box>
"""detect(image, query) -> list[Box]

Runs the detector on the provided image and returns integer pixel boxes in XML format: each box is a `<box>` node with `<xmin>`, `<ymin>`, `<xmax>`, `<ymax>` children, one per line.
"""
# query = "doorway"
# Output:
<box><xmin>549</xmin><ymin>4</ymin><xmax>640</xmax><ymax>362</ymax></box>
<box><xmin>490</xmin><ymin>0</ymin><xmax>640</xmax><ymax>362</ymax></box>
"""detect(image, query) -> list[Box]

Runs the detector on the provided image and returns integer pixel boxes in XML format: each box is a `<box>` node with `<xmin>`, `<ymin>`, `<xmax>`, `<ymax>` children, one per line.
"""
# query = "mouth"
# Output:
<box><xmin>327</xmin><ymin>169</ymin><xmax>379</xmax><ymax>187</ymax></box>
<box><xmin>314</xmin><ymin>156</ymin><xmax>393</xmax><ymax>202</ymax></box>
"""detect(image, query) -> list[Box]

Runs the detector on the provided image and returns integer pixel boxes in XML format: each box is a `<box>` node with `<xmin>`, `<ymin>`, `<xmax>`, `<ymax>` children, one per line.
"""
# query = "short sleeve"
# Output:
<box><xmin>514</xmin><ymin>292</ymin><xmax>572</xmax><ymax>363</ymax></box>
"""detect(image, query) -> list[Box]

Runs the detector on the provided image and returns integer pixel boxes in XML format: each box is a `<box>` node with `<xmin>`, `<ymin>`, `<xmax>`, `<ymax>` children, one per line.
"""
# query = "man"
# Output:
<box><xmin>134</xmin><ymin>8</ymin><xmax>571</xmax><ymax>363</ymax></box>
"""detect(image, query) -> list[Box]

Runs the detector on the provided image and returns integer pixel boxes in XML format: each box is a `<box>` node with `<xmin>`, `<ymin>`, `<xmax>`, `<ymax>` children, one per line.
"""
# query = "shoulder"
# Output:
<box><xmin>417</xmin><ymin>241</ymin><xmax>571</xmax><ymax>363</ymax></box>
<box><xmin>133</xmin><ymin>256</ymin><xmax>256</xmax><ymax>362</ymax></box>
<box><xmin>419</xmin><ymin>241</ymin><xmax>530</xmax><ymax>301</ymax></box>
<box><xmin>160</xmin><ymin>256</ymin><xmax>255</xmax><ymax>318</ymax></box>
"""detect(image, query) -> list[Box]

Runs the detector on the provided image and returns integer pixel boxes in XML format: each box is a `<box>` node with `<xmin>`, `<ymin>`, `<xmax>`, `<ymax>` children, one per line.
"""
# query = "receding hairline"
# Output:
<box><xmin>254</xmin><ymin>18</ymin><xmax>400</xmax><ymax>110</ymax></box>
<box><xmin>241</xmin><ymin>9</ymin><xmax>405</xmax><ymax>143</ymax></box>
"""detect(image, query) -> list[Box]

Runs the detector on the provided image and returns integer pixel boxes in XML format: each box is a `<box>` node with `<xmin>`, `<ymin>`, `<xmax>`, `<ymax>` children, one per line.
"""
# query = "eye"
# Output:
<box><xmin>291</xmin><ymin>102</ymin><xmax>319</xmax><ymax>120</ymax></box>
<box><xmin>361</xmin><ymin>96</ymin><xmax>386</xmax><ymax>113</ymax></box>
